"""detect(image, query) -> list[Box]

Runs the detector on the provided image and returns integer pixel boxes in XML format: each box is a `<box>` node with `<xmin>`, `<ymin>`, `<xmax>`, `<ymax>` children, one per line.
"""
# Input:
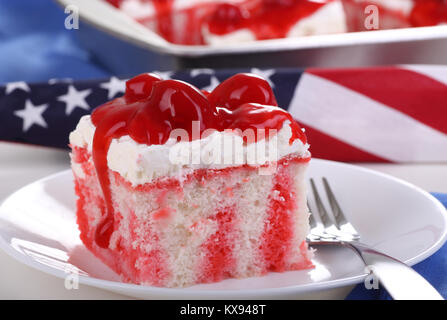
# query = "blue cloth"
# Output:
<box><xmin>347</xmin><ymin>192</ymin><xmax>447</xmax><ymax>300</ymax></box>
<box><xmin>0</xmin><ymin>0</ymin><xmax>111</xmax><ymax>83</ymax></box>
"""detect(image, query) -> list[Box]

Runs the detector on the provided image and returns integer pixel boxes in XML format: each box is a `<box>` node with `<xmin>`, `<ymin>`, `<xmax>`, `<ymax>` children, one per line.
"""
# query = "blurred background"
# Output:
<box><xmin>2</xmin><ymin>0</ymin><xmax>447</xmax><ymax>82</ymax></box>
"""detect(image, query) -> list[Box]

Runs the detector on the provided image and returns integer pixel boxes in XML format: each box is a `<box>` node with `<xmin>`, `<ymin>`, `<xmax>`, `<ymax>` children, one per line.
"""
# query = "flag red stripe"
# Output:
<box><xmin>307</xmin><ymin>67</ymin><xmax>447</xmax><ymax>135</ymax></box>
<box><xmin>298</xmin><ymin>122</ymin><xmax>392</xmax><ymax>163</ymax></box>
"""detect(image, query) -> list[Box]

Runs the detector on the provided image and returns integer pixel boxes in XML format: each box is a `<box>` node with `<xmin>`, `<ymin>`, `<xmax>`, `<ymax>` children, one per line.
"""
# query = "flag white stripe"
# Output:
<box><xmin>288</xmin><ymin>72</ymin><xmax>447</xmax><ymax>162</ymax></box>
<box><xmin>401</xmin><ymin>64</ymin><xmax>447</xmax><ymax>87</ymax></box>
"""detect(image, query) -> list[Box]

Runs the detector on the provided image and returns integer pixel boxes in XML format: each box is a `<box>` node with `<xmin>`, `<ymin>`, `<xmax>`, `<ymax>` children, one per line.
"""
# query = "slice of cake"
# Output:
<box><xmin>69</xmin><ymin>72</ymin><xmax>313</xmax><ymax>287</ymax></box>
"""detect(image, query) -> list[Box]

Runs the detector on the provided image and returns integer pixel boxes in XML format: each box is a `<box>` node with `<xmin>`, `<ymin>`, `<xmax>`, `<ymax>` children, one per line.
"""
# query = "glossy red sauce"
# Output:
<box><xmin>107</xmin><ymin>0</ymin><xmax>329</xmax><ymax>45</ymax></box>
<box><xmin>106</xmin><ymin>0</ymin><xmax>123</xmax><ymax>8</ymax></box>
<box><xmin>106</xmin><ymin>0</ymin><xmax>447</xmax><ymax>45</ymax></box>
<box><xmin>207</xmin><ymin>0</ymin><xmax>326</xmax><ymax>40</ymax></box>
<box><xmin>90</xmin><ymin>72</ymin><xmax>306</xmax><ymax>248</ymax></box>
<box><xmin>410</xmin><ymin>0</ymin><xmax>447</xmax><ymax>26</ymax></box>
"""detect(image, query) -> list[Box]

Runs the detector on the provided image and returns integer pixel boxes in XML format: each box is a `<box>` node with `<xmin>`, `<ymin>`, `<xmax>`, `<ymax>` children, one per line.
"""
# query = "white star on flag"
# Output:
<box><xmin>58</xmin><ymin>85</ymin><xmax>92</xmax><ymax>115</ymax></box>
<box><xmin>250</xmin><ymin>68</ymin><xmax>275</xmax><ymax>88</ymax></box>
<box><xmin>6</xmin><ymin>81</ymin><xmax>30</xmax><ymax>94</ymax></box>
<box><xmin>202</xmin><ymin>76</ymin><xmax>220</xmax><ymax>92</ymax></box>
<box><xmin>14</xmin><ymin>100</ymin><xmax>48</xmax><ymax>132</ymax></box>
<box><xmin>48</xmin><ymin>78</ymin><xmax>73</xmax><ymax>85</ymax></box>
<box><xmin>190</xmin><ymin>69</ymin><xmax>214</xmax><ymax>77</ymax></box>
<box><xmin>100</xmin><ymin>77</ymin><xmax>126</xmax><ymax>99</ymax></box>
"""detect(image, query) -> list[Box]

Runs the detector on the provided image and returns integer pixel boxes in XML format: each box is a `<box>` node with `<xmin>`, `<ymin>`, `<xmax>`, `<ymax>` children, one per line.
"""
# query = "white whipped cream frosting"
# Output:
<box><xmin>287</xmin><ymin>1</ymin><xmax>347</xmax><ymax>38</ymax></box>
<box><xmin>69</xmin><ymin>115</ymin><xmax>310</xmax><ymax>186</ymax></box>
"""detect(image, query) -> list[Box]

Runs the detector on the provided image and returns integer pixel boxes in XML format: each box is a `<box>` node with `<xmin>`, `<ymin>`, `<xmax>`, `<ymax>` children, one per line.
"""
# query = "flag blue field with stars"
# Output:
<box><xmin>2</xmin><ymin>66</ymin><xmax>447</xmax><ymax>164</ymax></box>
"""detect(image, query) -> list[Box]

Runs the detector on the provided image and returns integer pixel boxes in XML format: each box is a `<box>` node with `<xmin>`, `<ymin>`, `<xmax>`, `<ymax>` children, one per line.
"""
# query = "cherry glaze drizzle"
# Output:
<box><xmin>410</xmin><ymin>0</ymin><xmax>447</xmax><ymax>26</ymax></box>
<box><xmin>108</xmin><ymin>0</ymin><xmax>447</xmax><ymax>45</ymax></box>
<box><xmin>207</xmin><ymin>0</ymin><xmax>326</xmax><ymax>40</ymax></box>
<box><xmin>108</xmin><ymin>0</ymin><xmax>328</xmax><ymax>45</ymax></box>
<box><xmin>90</xmin><ymin>73</ymin><xmax>306</xmax><ymax>248</ymax></box>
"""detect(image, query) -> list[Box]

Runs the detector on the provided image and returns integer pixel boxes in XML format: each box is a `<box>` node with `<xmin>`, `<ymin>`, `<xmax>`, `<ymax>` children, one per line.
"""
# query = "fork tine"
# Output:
<box><xmin>309</xmin><ymin>178</ymin><xmax>334</xmax><ymax>229</ymax></box>
<box><xmin>322</xmin><ymin>177</ymin><xmax>346</xmax><ymax>229</ymax></box>
<box><xmin>322</xmin><ymin>177</ymin><xmax>360</xmax><ymax>238</ymax></box>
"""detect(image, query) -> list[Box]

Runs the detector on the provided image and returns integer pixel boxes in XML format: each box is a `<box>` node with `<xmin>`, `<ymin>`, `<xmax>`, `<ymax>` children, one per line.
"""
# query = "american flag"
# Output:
<box><xmin>1</xmin><ymin>66</ymin><xmax>446</xmax><ymax>163</ymax></box>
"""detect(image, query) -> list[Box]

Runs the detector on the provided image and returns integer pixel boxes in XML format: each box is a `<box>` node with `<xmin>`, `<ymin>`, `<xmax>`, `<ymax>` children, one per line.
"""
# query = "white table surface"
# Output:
<box><xmin>1</xmin><ymin>141</ymin><xmax>446</xmax><ymax>300</ymax></box>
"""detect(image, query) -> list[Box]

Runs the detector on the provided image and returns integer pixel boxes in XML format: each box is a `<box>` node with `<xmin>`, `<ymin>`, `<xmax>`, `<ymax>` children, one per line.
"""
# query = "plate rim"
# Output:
<box><xmin>0</xmin><ymin>159</ymin><xmax>446</xmax><ymax>298</ymax></box>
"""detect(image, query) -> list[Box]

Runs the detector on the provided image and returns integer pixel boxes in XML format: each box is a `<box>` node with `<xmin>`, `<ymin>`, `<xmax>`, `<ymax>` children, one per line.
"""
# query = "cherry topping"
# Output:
<box><xmin>206</xmin><ymin>0</ymin><xmax>325</xmax><ymax>41</ymax></box>
<box><xmin>108</xmin><ymin>0</ymin><xmax>326</xmax><ymax>45</ymax></box>
<box><xmin>106</xmin><ymin>0</ymin><xmax>122</xmax><ymax>8</ymax></box>
<box><xmin>125</xmin><ymin>73</ymin><xmax>162</xmax><ymax>103</ymax></box>
<box><xmin>263</xmin><ymin>0</ymin><xmax>296</xmax><ymax>8</ymax></box>
<box><xmin>127</xmin><ymin>80</ymin><xmax>213</xmax><ymax>145</ymax></box>
<box><xmin>227</xmin><ymin>103</ymin><xmax>306</xmax><ymax>144</ymax></box>
<box><xmin>208</xmin><ymin>73</ymin><xmax>278</xmax><ymax>111</ymax></box>
<box><xmin>410</xmin><ymin>0</ymin><xmax>447</xmax><ymax>27</ymax></box>
<box><xmin>209</xmin><ymin>3</ymin><xmax>249</xmax><ymax>34</ymax></box>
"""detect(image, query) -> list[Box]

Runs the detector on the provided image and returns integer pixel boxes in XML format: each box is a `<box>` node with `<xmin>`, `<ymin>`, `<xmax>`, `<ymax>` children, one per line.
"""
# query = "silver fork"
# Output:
<box><xmin>307</xmin><ymin>177</ymin><xmax>443</xmax><ymax>300</ymax></box>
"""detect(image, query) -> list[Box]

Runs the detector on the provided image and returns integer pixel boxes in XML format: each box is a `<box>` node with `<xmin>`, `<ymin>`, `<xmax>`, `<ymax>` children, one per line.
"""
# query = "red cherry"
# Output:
<box><xmin>208</xmin><ymin>3</ymin><xmax>249</xmax><ymax>34</ymax></box>
<box><xmin>228</xmin><ymin>103</ymin><xmax>306</xmax><ymax>144</ymax></box>
<box><xmin>128</xmin><ymin>80</ymin><xmax>214</xmax><ymax>145</ymax></box>
<box><xmin>91</xmin><ymin>97</ymin><xmax>127</xmax><ymax>125</ymax></box>
<box><xmin>127</xmin><ymin>107</ymin><xmax>173</xmax><ymax>145</ymax></box>
<box><xmin>410</xmin><ymin>0</ymin><xmax>447</xmax><ymax>26</ymax></box>
<box><xmin>263</xmin><ymin>0</ymin><xmax>295</xmax><ymax>8</ymax></box>
<box><xmin>152</xmin><ymin>80</ymin><xmax>212</xmax><ymax>126</ymax></box>
<box><xmin>106</xmin><ymin>0</ymin><xmax>122</xmax><ymax>8</ymax></box>
<box><xmin>125</xmin><ymin>73</ymin><xmax>162</xmax><ymax>103</ymax></box>
<box><xmin>208</xmin><ymin>73</ymin><xmax>278</xmax><ymax>110</ymax></box>
<box><xmin>229</xmin><ymin>103</ymin><xmax>284</xmax><ymax>128</ymax></box>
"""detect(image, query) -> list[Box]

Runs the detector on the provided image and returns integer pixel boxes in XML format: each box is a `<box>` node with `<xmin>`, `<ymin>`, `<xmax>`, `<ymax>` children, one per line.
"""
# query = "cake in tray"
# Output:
<box><xmin>107</xmin><ymin>0</ymin><xmax>447</xmax><ymax>45</ymax></box>
<box><xmin>108</xmin><ymin>0</ymin><xmax>347</xmax><ymax>45</ymax></box>
<box><xmin>69</xmin><ymin>72</ymin><xmax>313</xmax><ymax>287</ymax></box>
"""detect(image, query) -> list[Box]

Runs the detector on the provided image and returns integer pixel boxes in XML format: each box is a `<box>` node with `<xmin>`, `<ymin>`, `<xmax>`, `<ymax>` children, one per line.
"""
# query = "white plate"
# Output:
<box><xmin>0</xmin><ymin>159</ymin><xmax>446</xmax><ymax>299</ymax></box>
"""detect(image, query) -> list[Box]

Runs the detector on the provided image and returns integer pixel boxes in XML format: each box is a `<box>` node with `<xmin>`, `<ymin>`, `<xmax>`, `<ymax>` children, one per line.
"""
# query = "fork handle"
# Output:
<box><xmin>347</xmin><ymin>242</ymin><xmax>443</xmax><ymax>300</ymax></box>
